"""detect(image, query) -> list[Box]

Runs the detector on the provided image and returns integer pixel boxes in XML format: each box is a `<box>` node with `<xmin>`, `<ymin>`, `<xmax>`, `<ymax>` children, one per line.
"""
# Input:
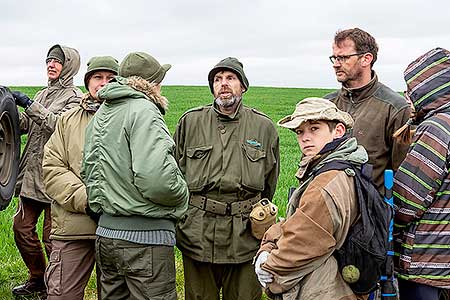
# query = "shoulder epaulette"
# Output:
<box><xmin>179</xmin><ymin>104</ymin><xmax>211</xmax><ymax>119</ymax></box>
<box><xmin>250</xmin><ymin>107</ymin><xmax>271</xmax><ymax>119</ymax></box>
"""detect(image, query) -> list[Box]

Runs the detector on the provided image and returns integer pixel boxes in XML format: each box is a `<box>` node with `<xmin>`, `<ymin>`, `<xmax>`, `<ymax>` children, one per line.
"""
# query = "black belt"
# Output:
<box><xmin>189</xmin><ymin>194</ymin><xmax>261</xmax><ymax>216</ymax></box>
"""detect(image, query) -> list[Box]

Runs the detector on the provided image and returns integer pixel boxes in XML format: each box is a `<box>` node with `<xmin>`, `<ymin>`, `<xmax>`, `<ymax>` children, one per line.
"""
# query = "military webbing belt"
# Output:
<box><xmin>189</xmin><ymin>193</ymin><xmax>261</xmax><ymax>216</ymax></box>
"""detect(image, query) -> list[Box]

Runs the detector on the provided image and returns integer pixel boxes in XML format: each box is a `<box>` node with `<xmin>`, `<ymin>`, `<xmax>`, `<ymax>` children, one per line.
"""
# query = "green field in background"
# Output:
<box><xmin>0</xmin><ymin>85</ymin><xmax>333</xmax><ymax>300</ymax></box>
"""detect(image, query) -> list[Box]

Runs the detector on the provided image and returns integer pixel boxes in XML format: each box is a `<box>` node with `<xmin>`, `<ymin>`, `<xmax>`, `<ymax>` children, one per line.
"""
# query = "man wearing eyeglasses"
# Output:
<box><xmin>10</xmin><ymin>45</ymin><xmax>82</xmax><ymax>298</ymax></box>
<box><xmin>324</xmin><ymin>28</ymin><xmax>411</xmax><ymax>192</ymax></box>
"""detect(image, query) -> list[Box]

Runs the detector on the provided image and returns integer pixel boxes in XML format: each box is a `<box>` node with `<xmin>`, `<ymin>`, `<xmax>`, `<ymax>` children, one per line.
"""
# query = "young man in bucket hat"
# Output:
<box><xmin>255</xmin><ymin>97</ymin><xmax>368</xmax><ymax>300</ymax></box>
<box><xmin>42</xmin><ymin>56</ymin><xmax>119</xmax><ymax>300</ymax></box>
<box><xmin>174</xmin><ymin>57</ymin><xmax>280</xmax><ymax>300</ymax></box>
<box><xmin>81</xmin><ymin>52</ymin><xmax>189</xmax><ymax>300</ymax></box>
<box><xmin>10</xmin><ymin>44</ymin><xmax>82</xmax><ymax>297</ymax></box>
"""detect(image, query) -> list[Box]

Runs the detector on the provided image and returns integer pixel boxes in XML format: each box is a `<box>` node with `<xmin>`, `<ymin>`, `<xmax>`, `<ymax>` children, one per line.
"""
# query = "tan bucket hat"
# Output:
<box><xmin>278</xmin><ymin>97</ymin><xmax>354</xmax><ymax>130</ymax></box>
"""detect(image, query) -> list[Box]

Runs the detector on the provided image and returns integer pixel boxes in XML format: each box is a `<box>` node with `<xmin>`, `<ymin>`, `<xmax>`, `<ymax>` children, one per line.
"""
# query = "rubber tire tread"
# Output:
<box><xmin>0</xmin><ymin>86</ymin><xmax>20</xmax><ymax>210</ymax></box>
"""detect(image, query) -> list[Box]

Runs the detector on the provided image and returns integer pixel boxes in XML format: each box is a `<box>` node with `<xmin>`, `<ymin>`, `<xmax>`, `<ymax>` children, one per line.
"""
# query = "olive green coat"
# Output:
<box><xmin>42</xmin><ymin>95</ymin><xmax>97</xmax><ymax>240</ymax></box>
<box><xmin>16</xmin><ymin>45</ymin><xmax>82</xmax><ymax>203</ymax></box>
<box><xmin>174</xmin><ymin>102</ymin><xmax>280</xmax><ymax>263</ymax></box>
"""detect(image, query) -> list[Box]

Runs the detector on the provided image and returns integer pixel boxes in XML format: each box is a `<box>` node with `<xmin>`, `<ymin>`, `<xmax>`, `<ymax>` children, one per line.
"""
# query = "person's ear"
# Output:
<box><xmin>334</xmin><ymin>123</ymin><xmax>346</xmax><ymax>138</ymax></box>
<box><xmin>361</xmin><ymin>53</ymin><xmax>373</xmax><ymax>67</ymax></box>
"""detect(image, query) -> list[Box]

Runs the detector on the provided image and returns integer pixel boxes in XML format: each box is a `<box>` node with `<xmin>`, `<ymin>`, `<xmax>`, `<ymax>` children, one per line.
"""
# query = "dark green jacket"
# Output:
<box><xmin>174</xmin><ymin>101</ymin><xmax>280</xmax><ymax>263</ymax></box>
<box><xmin>324</xmin><ymin>73</ymin><xmax>411</xmax><ymax>191</ymax></box>
<box><xmin>82</xmin><ymin>76</ymin><xmax>189</xmax><ymax>232</ymax></box>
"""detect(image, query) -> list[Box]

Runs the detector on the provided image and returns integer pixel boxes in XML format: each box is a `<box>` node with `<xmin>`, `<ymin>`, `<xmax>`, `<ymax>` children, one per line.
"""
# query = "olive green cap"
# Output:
<box><xmin>208</xmin><ymin>57</ymin><xmax>249</xmax><ymax>94</ymax></box>
<box><xmin>84</xmin><ymin>56</ymin><xmax>119</xmax><ymax>89</ymax></box>
<box><xmin>119</xmin><ymin>52</ymin><xmax>171</xmax><ymax>83</ymax></box>
<box><xmin>278</xmin><ymin>97</ymin><xmax>354</xmax><ymax>130</ymax></box>
<box><xmin>46</xmin><ymin>45</ymin><xmax>65</xmax><ymax>65</ymax></box>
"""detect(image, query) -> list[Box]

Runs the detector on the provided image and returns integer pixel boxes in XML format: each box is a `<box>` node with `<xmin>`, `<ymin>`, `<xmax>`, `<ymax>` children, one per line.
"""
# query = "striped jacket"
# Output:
<box><xmin>394</xmin><ymin>112</ymin><xmax>450</xmax><ymax>287</ymax></box>
<box><xmin>394</xmin><ymin>47</ymin><xmax>450</xmax><ymax>287</ymax></box>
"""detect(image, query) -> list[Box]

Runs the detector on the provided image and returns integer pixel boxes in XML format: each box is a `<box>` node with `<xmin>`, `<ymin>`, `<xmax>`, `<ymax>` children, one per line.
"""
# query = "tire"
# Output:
<box><xmin>0</xmin><ymin>86</ymin><xmax>20</xmax><ymax>210</ymax></box>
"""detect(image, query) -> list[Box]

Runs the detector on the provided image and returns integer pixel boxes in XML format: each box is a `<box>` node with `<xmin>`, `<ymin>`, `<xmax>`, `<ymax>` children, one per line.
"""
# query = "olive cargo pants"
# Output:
<box><xmin>96</xmin><ymin>236</ymin><xmax>177</xmax><ymax>300</ymax></box>
<box><xmin>182</xmin><ymin>254</ymin><xmax>262</xmax><ymax>300</ymax></box>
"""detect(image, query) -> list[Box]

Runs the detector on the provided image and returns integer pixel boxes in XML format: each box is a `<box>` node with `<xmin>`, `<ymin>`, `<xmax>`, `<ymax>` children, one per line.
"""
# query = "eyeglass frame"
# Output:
<box><xmin>329</xmin><ymin>53</ymin><xmax>365</xmax><ymax>64</ymax></box>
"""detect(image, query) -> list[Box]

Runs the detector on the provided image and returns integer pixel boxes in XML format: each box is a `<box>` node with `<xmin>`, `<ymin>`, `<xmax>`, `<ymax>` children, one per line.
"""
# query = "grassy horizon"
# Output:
<box><xmin>0</xmin><ymin>85</ymin><xmax>334</xmax><ymax>299</ymax></box>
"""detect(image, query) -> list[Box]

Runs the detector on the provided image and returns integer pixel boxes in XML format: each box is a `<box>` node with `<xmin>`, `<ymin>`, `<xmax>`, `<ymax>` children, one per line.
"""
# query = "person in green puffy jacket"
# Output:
<box><xmin>81</xmin><ymin>52</ymin><xmax>189</xmax><ymax>300</ymax></box>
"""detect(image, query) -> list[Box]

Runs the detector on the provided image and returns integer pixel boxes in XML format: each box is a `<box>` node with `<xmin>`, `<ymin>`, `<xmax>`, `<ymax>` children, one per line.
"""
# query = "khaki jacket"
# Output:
<box><xmin>175</xmin><ymin>101</ymin><xmax>280</xmax><ymax>263</ymax></box>
<box><xmin>16</xmin><ymin>45</ymin><xmax>82</xmax><ymax>203</ymax></box>
<box><xmin>259</xmin><ymin>138</ymin><xmax>368</xmax><ymax>300</ymax></box>
<box><xmin>324</xmin><ymin>73</ymin><xmax>411</xmax><ymax>191</ymax></box>
<box><xmin>43</xmin><ymin>95</ymin><xmax>97</xmax><ymax>240</ymax></box>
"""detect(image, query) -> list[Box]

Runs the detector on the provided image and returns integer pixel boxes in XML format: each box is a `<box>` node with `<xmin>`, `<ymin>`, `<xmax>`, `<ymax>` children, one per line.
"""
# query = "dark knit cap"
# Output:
<box><xmin>208</xmin><ymin>57</ymin><xmax>249</xmax><ymax>94</ymax></box>
<box><xmin>119</xmin><ymin>52</ymin><xmax>171</xmax><ymax>84</ymax></box>
<box><xmin>46</xmin><ymin>45</ymin><xmax>65</xmax><ymax>65</ymax></box>
<box><xmin>84</xmin><ymin>56</ymin><xmax>119</xmax><ymax>89</ymax></box>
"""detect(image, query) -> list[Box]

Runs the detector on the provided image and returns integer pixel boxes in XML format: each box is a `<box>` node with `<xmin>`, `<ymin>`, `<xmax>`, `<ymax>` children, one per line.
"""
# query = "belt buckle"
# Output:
<box><xmin>226</xmin><ymin>203</ymin><xmax>231</xmax><ymax>215</ymax></box>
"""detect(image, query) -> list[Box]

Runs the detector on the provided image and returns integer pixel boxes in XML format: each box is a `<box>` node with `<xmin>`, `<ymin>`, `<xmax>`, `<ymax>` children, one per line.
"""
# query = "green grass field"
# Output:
<box><xmin>0</xmin><ymin>85</ymin><xmax>333</xmax><ymax>299</ymax></box>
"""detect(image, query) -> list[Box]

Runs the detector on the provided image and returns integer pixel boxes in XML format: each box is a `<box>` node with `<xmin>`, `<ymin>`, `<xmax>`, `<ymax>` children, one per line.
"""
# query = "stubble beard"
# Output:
<box><xmin>337</xmin><ymin>67</ymin><xmax>363</xmax><ymax>88</ymax></box>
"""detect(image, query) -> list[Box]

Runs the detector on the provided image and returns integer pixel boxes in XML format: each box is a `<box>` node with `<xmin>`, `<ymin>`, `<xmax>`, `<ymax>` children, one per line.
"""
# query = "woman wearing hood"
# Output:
<box><xmin>11</xmin><ymin>44</ymin><xmax>82</xmax><ymax>297</ymax></box>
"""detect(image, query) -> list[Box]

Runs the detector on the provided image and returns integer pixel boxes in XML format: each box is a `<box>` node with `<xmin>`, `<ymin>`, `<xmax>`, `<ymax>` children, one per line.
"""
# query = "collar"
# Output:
<box><xmin>295</xmin><ymin>134</ymin><xmax>350</xmax><ymax>180</ymax></box>
<box><xmin>341</xmin><ymin>71</ymin><xmax>378</xmax><ymax>102</ymax></box>
<box><xmin>80</xmin><ymin>93</ymin><xmax>102</xmax><ymax>112</ymax></box>
<box><xmin>212</xmin><ymin>99</ymin><xmax>243</xmax><ymax>120</ymax></box>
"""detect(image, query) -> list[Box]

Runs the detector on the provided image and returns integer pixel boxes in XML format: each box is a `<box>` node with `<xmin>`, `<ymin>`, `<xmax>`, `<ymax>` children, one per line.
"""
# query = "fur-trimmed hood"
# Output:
<box><xmin>97</xmin><ymin>75</ymin><xmax>168</xmax><ymax>114</ymax></box>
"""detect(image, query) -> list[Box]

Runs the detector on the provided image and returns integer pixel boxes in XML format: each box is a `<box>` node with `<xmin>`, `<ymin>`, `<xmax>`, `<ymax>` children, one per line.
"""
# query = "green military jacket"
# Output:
<box><xmin>174</xmin><ymin>101</ymin><xmax>280</xmax><ymax>263</ymax></box>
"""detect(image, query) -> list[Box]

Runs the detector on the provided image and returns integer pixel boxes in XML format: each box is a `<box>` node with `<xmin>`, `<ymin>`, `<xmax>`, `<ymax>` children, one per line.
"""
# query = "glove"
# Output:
<box><xmin>254</xmin><ymin>251</ymin><xmax>273</xmax><ymax>287</ymax></box>
<box><xmin>12</xmin><ymin>91</ymin><xmax>33</xmax><ymax>108</ymax></box>
<box><xmin>85</xmin><ymin>204</ymin><xmax>102</xmax><ymax>224</ymax></box>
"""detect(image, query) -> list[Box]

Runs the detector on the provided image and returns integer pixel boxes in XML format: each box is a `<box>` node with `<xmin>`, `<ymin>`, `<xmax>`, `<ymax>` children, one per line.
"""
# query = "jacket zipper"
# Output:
<box><xmin>348</xmin><ymin>91</ymin><xmax>354</xmax><ymax>114</ymax></box>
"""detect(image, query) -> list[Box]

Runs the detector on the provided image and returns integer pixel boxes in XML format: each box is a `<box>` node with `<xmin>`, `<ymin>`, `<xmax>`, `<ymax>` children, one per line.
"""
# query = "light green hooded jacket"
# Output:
<box><xmin>81</xmin><ymin>76</ymin><xmax>189</xmax><ymax>231</ymax></box>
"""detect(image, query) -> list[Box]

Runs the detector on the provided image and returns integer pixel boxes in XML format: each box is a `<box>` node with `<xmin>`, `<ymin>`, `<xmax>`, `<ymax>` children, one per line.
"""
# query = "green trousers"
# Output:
<box><xmin>95</xmin><ymin>237</ymin><xmax>176</xmax><ymax>300</ymax></box>
<box><xmin>183</xmin><ymin>254</ymin><xmax>262</xmax><ymax>300</ymax></box>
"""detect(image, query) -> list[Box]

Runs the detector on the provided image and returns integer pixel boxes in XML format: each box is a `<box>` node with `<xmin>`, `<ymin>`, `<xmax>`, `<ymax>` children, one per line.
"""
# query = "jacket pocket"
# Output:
<box><xmin>185</xmin><ymin>145</ymin><xmax>213</xmax><ymax>191</ymax></box>
<box><xmin>45</xmin><ymin>249</ymin><xmax>62</xmax><ymax>296</ymax></box>
<box><xmin>241</xmin><ymin>143</ymin><xmax>266</xmax><ymax>191</ymax></box>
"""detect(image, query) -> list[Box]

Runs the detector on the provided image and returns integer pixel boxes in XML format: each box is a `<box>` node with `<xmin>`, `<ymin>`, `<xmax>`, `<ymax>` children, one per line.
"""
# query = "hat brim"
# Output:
<box><xmin>153</xmin><ymin>64</ymin><xmax>171</xmax><ymax>84</ymax></box>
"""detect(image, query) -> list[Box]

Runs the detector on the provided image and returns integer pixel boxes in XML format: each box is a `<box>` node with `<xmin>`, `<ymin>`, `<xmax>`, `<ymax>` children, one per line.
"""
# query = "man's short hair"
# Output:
<box><xmin>334</xmin><ymin>28</ymin><xmax>378</xmax><ymax>67</ymax></box>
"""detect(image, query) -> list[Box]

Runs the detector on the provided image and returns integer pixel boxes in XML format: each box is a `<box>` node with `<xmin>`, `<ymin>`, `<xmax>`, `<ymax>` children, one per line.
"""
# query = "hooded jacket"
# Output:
<box><xmin>324</xmin><ymin>73</ymin><xmax>411</xmax><ymax>192</ymax></box>
<box><xmin>16</xmin><ymin>45</ymin><xmax>82</xmax><ymax>203</ymax></box>
<box><xmin>81</xmin><ymin>76</ymin><xmax>189</xmax><ymax>232</ymax></box>
<box><xmin>393</xmin><ymin>50</ymin><xmax>450</xmax><ymax>287</ymax></box>
<box><xmin>42</xmin><ymin>94</ymin><xmax>98</xmax><ymax>240</ymax></box>
<box><xmin>258</xmin><ymin>137</ymin><xmax>369</xmax><ymax>300</ymax></box>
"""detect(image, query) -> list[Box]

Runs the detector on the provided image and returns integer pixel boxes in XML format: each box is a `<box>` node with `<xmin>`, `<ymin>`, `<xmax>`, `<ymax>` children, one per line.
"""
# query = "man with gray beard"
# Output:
<box><xmin>174</xmin><ymin>57</ymin><xmax>280</xmax><ymax>300</ymax></box>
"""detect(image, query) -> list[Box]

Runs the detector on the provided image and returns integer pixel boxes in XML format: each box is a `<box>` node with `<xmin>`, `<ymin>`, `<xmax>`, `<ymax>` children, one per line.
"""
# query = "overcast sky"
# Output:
<box><xmin>2</xmin><ymin>0</ymin><xmax>449</xmax><ymax>91</ymax></box>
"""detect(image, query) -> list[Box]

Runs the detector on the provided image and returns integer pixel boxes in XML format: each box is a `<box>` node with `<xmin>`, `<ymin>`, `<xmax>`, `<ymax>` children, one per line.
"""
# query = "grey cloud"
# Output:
<box><xmin>0</xmin><ymin>0</ymin><xmax>449</xmax><ymax>92</ymax></box>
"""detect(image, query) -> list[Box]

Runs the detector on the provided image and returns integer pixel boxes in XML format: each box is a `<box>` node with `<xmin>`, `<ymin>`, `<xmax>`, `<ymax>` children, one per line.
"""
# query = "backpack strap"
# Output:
<box><xmin>312</xmin><ymin>160</ymin><xmax>357</xmax><ymax>178</ymax></box>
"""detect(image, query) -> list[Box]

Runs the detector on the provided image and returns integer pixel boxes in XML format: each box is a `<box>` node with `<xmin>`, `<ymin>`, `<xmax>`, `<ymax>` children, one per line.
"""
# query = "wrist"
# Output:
<box><xmin>24</xmin><ymin>99</ymin><xmax>33</xmax><ymax>109</ymax></box>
